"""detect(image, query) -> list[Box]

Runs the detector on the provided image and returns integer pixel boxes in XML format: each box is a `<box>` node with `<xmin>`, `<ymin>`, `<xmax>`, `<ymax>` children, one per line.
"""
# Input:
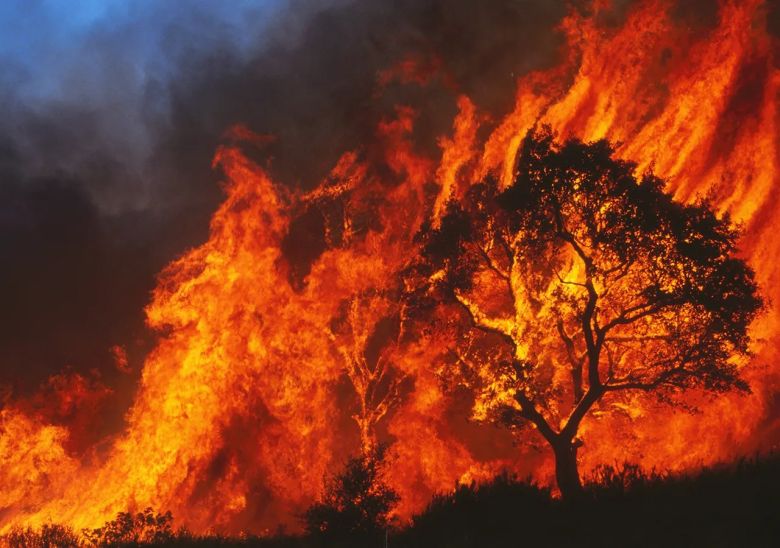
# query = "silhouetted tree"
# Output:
<box><xmin>304</xmin><ymin>447</ymin><xmax>398</xmax><ymax>547</ymax></box>
<box><xmin>406</xmin><ymin>129</ymin><xmax>762</xmax><ymax>498</ymax></box>
<box><xmin>328</xmin><ymin>291</ymin><xmax>408</xmax><ymax>455</ymax></box>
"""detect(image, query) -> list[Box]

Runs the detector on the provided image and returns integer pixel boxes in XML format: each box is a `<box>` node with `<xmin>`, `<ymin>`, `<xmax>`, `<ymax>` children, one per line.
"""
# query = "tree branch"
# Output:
<box><xmin>599</xmin><ymin>301</ymin><xmax>672</xmax><ymax>335</ymax></box>
<box><xmin>453</xmin><ymin>291</ymin><xmax>517</xmax><ymax>351</ymax></box>
<box><xmin>555</xmin><ymin>270</ymin><xmax>588</xmax><ymax>288</ymax></box>
<box><xmin>605</xmin><ymin>351</ymin><xmax>694</xmax><ymax>392</ymax></box>
<box><xmin>582</xmin><ymin>277</ymin><xmax>601</xmax><ymax>391</ymax></box>
<box><xmin>514</xmin><ymin>389</ymin><xmax>559</xmax><ymax>444</ymax></box>
<box><xmin>560</xmin><ymin>386</ymin><xmax>602</xmax><ymax>442</ymax></box>
<box><xmin>556</xmin><ymin>319</ymin><xmax>584</xmax><ymax>403</ymax></box>
<box><xmin>476</xmin><ymin>243</ymin><xmax>511</xmax><ymax>282</ymax></box>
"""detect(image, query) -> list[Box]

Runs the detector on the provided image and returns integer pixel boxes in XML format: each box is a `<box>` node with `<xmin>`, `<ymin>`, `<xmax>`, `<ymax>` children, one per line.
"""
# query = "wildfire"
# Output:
<box><xmin>1</xmin><ymin>0</ymin><xmax>777</xmax><ymax>535</ymax></box>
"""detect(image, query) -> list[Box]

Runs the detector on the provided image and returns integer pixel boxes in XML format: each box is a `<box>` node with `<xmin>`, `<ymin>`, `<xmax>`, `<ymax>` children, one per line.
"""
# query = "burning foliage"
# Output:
<box><xmin>408</xmin><ymin>128</ymin><xmax>761</xmax><ymax>497</ymax></box>
<box><xmin>0</xmin><ymin>0</ymin><xmax>778</xmax><ymax>538</ymax></box>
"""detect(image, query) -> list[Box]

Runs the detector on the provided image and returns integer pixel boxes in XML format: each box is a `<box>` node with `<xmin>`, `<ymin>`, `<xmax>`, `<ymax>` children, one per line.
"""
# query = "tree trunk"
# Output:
<box><xmin>357</xmin><ymin>418</ymin><xmax>375</xmax><ymax>456</ymax></box>
<box><xmin>552</xmin><ymin>439</ymin><xmax>583</xmax><ymax>500</ymax></box>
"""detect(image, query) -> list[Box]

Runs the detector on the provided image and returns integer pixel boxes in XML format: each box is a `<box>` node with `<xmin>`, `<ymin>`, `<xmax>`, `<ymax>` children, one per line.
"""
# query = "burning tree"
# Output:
<box><xmin>328</xmin><ymin>291</ymin><xmax>408</xmax><ymax>455</ymax></box>
<box><xmin>408</xmin><ymin>129</ymin><xmax>762</xmax><ymax>498</ymax></box>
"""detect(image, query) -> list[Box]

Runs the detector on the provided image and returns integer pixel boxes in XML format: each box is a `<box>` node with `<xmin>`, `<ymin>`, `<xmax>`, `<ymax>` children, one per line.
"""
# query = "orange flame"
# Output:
<box><xmin>1</xmin><ymin>0</ymin><xmax>777</xmax><ymax>535</ymax></box>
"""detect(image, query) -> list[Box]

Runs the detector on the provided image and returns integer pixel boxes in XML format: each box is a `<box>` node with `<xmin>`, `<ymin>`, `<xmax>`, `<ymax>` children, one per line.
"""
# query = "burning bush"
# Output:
<box><xmin>4</xmin><ymin>524</ymin><xmax>80</xmax><ymax>548</ymax></box>
<box><xmin>81</xmin><ymin>508</ymin><xmax>174</xmax><ymax>546</ymax></box>
<box><xmin>304</xmin><ymin>447</ymin><xmax>398</xmax><ymax>547</ymax></box>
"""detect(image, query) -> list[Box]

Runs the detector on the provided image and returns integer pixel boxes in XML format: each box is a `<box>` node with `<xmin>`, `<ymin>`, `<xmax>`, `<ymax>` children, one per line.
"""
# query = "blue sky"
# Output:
<box><xmin>0</xmin><ymin>0</ymin><xmax>287</xmax><ymax>100</ymax></box>
<box><xmin>0</xmin><ymin>0</ymin><xmax>298</xmax><ymax>214</ymax></box>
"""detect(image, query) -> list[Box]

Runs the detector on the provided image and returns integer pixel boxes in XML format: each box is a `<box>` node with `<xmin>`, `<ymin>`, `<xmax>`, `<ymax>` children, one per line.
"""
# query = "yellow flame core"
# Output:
<box><xmin>1</xmin><ymin>0</ymin><xmax>778</xmax><ymax>534</ymax></box>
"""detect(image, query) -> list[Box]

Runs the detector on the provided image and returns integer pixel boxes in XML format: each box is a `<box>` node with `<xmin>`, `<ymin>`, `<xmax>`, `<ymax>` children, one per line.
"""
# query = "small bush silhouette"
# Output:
<box><xmin>304</xmin><ymin>447</ymin><xmax>398</xmax><ymax>547</ymax></box>
<box><xmin>6</xmin><ymin>523</ymin><xmax>80</xmax><ymax>547</ymax></box>
<box><xmin>81</xmin><ymin>507</ymin><xmax>174</xmax><ymax>546</ymax></box>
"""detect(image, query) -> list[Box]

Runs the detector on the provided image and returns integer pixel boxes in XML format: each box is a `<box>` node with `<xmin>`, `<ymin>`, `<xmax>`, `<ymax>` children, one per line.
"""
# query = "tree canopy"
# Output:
<box><xmin>406</xmin><ymin>128</ymin><xmax>763</xmax><ymax>496</ymax></box>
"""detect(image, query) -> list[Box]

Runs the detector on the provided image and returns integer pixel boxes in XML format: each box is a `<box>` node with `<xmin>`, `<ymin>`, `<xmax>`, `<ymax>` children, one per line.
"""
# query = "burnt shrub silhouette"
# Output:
<box><xmin>303</xmin><ymin>447</ymin><xmax>398</xmax><ymax>547</ymax></box>
<box><xmin>5</xmin><ymin>523</ymin><xmax>80</xmax><ymax>547</ymax></box>
<box><xmin>81</xmin><ymin>507</ymin><xmax>174</xmax><ymax>546</ymax></box>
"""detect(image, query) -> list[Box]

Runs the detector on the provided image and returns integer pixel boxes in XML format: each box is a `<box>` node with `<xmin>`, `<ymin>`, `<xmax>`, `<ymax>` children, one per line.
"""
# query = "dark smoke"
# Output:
<box><xmin>1</xmin><ymin>0</ymin><xmax>731</xmax><ymax>414</ymax></box>
<box><xmin>0</xmin><ymin>0</ymin><xmax>570</xmax><ymax>400</ymax></box>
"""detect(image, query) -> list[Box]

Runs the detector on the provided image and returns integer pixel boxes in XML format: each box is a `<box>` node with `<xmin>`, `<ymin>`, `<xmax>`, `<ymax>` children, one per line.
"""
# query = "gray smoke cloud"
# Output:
<box><xmin>2</xmin><ymin>0</ymin><xmax>731</xmax><ymax>400</ymax></box>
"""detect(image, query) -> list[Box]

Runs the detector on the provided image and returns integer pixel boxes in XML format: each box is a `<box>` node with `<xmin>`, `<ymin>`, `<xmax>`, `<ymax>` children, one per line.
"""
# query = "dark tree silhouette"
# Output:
<box><xmin>328</xmin><ymin>291</ymin><xmax>408</xmax><ymax>456</ymax></box>
<box><xmin>407</xmin><ymin>129</ymin><xmax>762</xmax><ymax>498</ymax></box>
<box><xmin>304</xmin><ymin>447</ymin><xmax>398</xmax><ymax>547</ymax></box>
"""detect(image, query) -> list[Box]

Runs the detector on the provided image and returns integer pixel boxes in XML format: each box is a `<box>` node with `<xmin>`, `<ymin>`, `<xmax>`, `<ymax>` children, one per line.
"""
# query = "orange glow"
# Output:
<box><xmin>1</xmin><ymin>0</ymin><xmax>777</xmax><ymax>535</ymax></box>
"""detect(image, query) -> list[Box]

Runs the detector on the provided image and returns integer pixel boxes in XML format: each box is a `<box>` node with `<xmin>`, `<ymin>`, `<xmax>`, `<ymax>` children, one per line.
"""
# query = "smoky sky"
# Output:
<box><xmin>0</xmin><ymin>0</ymin><xmax>737</xmax><ymax>397</ymax></box>
<box><xmin>0</xmin><ymin>0</ymin><xmax>572</xmax><ymax>395</ymax></box>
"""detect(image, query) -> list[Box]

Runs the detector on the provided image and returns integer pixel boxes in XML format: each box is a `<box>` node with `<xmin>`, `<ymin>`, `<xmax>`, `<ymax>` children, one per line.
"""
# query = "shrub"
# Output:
<box><xmin>5</xmin><ymin>523</ymin><xmax>80</xmax><ymax>548</ymax></box>
<box><xmin>82</xmin><ymin>507</ymin><xmax>174</xmax><ymax>546</ymax></box>
<box><xmin>304</xmin><ymin>448</ymin><xmax>398</xmax><ymax>547</ymax></box>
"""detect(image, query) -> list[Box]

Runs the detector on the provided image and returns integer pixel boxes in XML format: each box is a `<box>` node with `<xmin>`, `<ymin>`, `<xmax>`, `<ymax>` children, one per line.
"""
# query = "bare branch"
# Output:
<box><xmin>453</xmin><ymin>291</ymin><xmax>517</xmax><ymax>351</ymax></box>
<box><xmin>555</xmin><ymin>270</ymin><xmax>588</xmax><ymax>288</ymax></box>
<box><xmin>476</xmin><ymin>243</ymin><xmax>511</xmax><ymax>281</ymax></box>
<box><xmin>514</xmin><ymin>390</ymin><xmax>559</xmax><ymax>444</ymax></box>
<box><xmin>599</xmin><ymin>301</ymin><xmax>672</xmax><ymax>335</ymax></box>
<box><xmin>556</xmin><ymin>318</ymin><xmax>584</xmax><ymax>403</ymax></box>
